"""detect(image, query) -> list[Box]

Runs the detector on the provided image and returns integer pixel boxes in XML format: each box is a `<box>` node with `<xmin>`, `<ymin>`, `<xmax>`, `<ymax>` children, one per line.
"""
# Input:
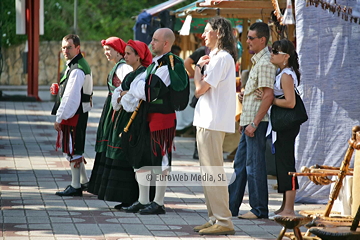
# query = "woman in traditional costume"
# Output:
<box><xmin>87</xmin><ymin>37</ymin><xmax>132</xmax><ymax>195</ymax></box>
<box><xmin>99</xmin><ymin>40</ymin><xmax>152</xmax><ymax>209</ymax></box>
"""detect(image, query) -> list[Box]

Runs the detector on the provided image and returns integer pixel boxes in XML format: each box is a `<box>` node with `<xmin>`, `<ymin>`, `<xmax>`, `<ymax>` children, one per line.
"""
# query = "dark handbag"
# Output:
<box><xmin>270</xmin><ymin>88</ymin><xmax>308</xmax><ymax>132</ymax></box>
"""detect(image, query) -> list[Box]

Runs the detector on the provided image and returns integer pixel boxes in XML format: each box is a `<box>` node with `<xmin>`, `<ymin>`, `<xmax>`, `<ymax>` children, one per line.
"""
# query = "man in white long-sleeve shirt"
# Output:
<box><xmin>121</xmin><ymin>28</ymin><xmax>188</xmax><ymax>215</ymax></box>
<box><xmin>51</xmin><ymin>34</ymin><xmax>93</xmax><ymax>197</ymax></box>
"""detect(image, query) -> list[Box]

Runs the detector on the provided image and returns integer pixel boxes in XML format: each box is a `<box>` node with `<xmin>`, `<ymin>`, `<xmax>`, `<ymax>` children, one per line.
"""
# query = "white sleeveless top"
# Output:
<box><xmin>274</xmin><ymin>67</ymin><xmax>299</xmax><ymax>96</ymax></box>
<box><xmin>267</xmin><ymin>67</ymin><xmax>299</xmax><ymax>142</ymax></box>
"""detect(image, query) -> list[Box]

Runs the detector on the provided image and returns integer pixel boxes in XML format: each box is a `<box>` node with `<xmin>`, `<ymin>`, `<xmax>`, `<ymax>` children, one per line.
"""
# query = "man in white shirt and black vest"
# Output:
<box><xmin>51</xmin><ymin>34</ymin><xmax>93</xmax><ymax>197</ymax></box>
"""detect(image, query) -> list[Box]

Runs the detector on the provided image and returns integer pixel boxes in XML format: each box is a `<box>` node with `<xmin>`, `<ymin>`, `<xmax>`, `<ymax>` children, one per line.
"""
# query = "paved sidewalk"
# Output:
<box><xmin>0</xmin><ymin>88</ymin><xmax>325</xmax><ymax>239</ymax></box>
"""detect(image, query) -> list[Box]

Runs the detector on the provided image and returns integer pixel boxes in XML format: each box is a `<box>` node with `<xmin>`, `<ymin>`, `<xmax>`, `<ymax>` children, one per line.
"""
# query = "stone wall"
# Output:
<box><xmin>0</xmin><ymin>41</ymin><xmax>113</xmax><ymax>86</ymax></box>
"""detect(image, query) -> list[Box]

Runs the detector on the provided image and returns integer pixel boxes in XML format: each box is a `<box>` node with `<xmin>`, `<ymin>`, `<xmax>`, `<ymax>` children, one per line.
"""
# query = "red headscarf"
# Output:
<box><xmin>126</xmin><ymin>40</ymin><xmax>153</xmax><ymax>67</ymax></box>
<box><xmin>101</xmin><ymin>37</ymin><xmax>126</xmax><ymax>56</ymax></box>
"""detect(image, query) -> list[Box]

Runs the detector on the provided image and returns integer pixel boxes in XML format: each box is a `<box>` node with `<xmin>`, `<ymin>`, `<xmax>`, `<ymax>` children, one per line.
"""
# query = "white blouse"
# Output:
<box><xmin>267</xmin><ymin>67</ymin><xmax>299</xmax><ymax>142</ymax></box>
<box><xmin>273</xmin><ymin>67</ymin><xmax>299</xmax><ymax>96</ymax></box>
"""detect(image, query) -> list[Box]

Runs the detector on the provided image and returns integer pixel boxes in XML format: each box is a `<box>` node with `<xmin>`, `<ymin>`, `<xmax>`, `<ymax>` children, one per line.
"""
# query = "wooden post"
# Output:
<box><xmin>240</xmin><ymin>18</ymin><xmax>250</xmax><ymax>71</ymax></box>
<box><xmin>26</xmin><ymin>0</ymin><xmax>40</xmax><ymax>101</ymax></box>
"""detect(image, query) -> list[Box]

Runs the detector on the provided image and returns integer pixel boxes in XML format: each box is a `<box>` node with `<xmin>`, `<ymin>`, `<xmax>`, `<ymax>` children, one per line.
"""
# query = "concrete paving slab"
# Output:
<box><xmin>0</xmin><ymin>87</ymin><xmax>328</xmax><ymax>239</ymax></box>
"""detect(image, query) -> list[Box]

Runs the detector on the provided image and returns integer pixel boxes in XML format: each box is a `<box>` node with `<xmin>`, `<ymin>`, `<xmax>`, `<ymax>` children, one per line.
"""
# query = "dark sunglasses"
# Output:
<box><xmin>247</xmin><ymin>36</ymin><xmax>261</xmax><ymax>40</ymax></box>
<box><xmin>271</xmin><ymin>49</ymin><xmax>287</xmax><ymax>55</ymax></box>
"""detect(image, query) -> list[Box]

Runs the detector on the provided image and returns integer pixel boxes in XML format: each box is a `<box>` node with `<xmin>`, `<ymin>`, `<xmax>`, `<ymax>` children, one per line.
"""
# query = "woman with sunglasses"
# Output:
<box><xmin>257</xmin><ymin>39</ymin><xmax>301</xmax><ymax>218</ymax></box>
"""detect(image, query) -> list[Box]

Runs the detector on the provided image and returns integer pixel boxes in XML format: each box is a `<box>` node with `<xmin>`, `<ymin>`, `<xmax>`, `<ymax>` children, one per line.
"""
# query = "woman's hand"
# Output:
<box><xmin>254</xmin><ymin>89</ymin><xmax>263</xmax><ymax>100</ymax></box>
<box><xmin>117</xmin><ymin>90</ymin><xmax>128</xmax><ymax>104</ymax></box>
<box><xmin>120</xmin><ymin>91</ymin><xmax>128</xmax><ymax>97</ymax></box>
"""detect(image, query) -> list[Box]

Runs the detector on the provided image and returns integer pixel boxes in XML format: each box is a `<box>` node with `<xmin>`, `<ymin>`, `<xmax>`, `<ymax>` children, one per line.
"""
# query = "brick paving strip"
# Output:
<box><xmin>0</xmin><ymin>89</ymin><xmax>325</xmax><ymax>239</ymax></box>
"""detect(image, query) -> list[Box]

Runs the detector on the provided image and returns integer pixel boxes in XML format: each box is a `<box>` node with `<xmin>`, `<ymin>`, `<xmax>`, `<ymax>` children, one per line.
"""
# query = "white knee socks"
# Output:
<box><xmin>136</xmin><ymin>171</ymin><xmax>167</xmax><ymax>206</ymax></box>
<box><xmin>136</xmin><ymin>171</ymin><xmax>150</xmax><ymax>205</ymax></box>
<box><xmin>79</xmin><ymin>162</ymin><xmax>88</xmax><ymax>184</ymax></box>
<box><xmin>70</xmin><ymin>161</ymin><xmax>81</xmax><ymax>189</ymax></box>
<box><xmin>154</xmin><ymin>183</ymin><xmax>167</xmax><ymax>206</ymax></box>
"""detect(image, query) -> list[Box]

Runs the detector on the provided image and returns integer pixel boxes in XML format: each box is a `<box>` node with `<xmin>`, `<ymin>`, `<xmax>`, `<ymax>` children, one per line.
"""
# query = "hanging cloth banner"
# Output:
<box><xmin>353</xmin><ymin>1</ymin><xmax>360</xmax><ymax>18</ymax></box>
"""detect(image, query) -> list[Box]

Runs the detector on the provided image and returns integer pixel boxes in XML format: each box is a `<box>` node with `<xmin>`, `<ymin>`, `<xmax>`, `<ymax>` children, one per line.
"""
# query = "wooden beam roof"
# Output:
<box><xmin>197</xmin><ymin>0</ymin><xmax>282</xmax><ymax>9</ymax></box>
<box><xmin>175</xmin><ymin>0</ymin><xmax>287</xmax><ymax>19</ymax></box>
<box><xmin>177</xmin><ymin>7</ymin><xmax>273</xmax><ymax>18</ymax></box>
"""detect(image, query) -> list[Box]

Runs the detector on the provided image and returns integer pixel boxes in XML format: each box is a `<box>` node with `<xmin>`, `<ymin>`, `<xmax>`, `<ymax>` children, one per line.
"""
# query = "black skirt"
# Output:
<box><xmin>88</xmin><ymin>151</ymin><xmax>139</xmax><ymax>204</ymax></box>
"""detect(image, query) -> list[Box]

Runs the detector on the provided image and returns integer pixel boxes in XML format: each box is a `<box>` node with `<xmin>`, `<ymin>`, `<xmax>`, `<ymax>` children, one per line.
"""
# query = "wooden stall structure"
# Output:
<box><xmin>289</xmin><ymin>126</ymin><xmax>360</xmax><ymax>218</ymax></box>
<box><xmin>174</xmin><ymin>0</ymin><xmax>289</xmax><ymax>70</ymax></box>
<box><xmin>282</xmin><ymin>126</ymin><xmax>360</xmax><ymax>240</ymax></box>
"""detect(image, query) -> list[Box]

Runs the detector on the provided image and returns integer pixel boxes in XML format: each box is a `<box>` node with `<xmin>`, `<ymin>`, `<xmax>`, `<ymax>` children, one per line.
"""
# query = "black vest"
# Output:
<box><xmin>51</xmin><ymin>54</ymin><xmax>92</xmax><ymax>116</ymax></box>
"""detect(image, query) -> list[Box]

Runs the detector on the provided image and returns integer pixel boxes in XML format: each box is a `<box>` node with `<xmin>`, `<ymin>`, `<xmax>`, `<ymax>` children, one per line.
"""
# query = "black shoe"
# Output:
<box><xmin>139</xmin><ymin>202</ymin><xmax>166</xmax><ymax>215</ymax></box>
<box><xmin>114</xmin><ymin>203</ymin><xmax>124</xmax><ymax>210</ymax></box>
<box><xmin>193</xmin><ymin>148</ymin><xmax>199</xmax><ymax>159</ymax></box>
<box><xmin>123</xmin><ymin>201</ymin><xmax>149</xmax><ymax>213</ymax></box>
<box><xmin>81</xmin><ymin>182</ymin><xmax>89</xmax><ymax>191</ymax></box>
<box><xmin>55</xmin><ymin>185</ymin><xmax>82</xmax><ymax>197</ymax></box>
<box><xmin>114</xmin><ymin>202</ymin><xmax>131</xmax><ymax>210</ymax></box>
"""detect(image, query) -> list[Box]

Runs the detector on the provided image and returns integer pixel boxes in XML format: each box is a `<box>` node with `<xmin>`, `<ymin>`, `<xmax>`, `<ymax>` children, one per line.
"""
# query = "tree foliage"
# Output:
<box><xmin>1</xmin><ymin>0</ymin><xmax>191</xmax><ymax>48</ymax></box>
<box><xmin>1</xmin><ymin>0</ymin><xmax>28</xmax><ymax>47</ymax></box>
